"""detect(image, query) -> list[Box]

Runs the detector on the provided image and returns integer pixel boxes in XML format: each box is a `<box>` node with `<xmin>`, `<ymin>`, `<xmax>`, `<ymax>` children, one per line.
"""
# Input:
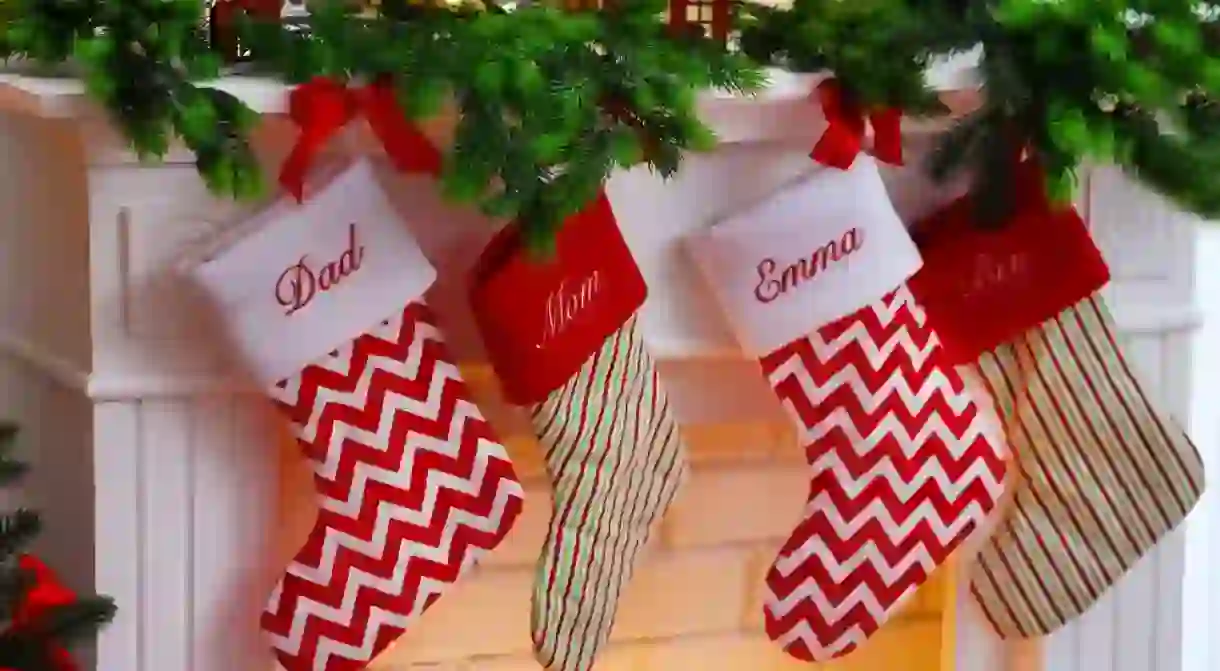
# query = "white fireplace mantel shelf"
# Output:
<box><xmin>0</xmin><ymin>50</ymin><xmax>1201</xmax><ymax>671</ymax></box>
<box><xmin>0</xmin><ymin>52</ymin><xmax>982</xmax><ymax>143</ymax></box>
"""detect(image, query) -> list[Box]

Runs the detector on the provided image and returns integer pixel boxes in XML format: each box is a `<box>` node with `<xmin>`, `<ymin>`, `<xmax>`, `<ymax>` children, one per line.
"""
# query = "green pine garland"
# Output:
<box><xmin>741</xmin><ymin>0</ymin><xmax>1220</xmax><ymax>224</ymax></box>
<box><xmin>4</xmin><ymin>0</ymin><xmax>1220</xmax><ymax>242</ymax></box>
<box><xmin>0</xmin><ymin>0</ymin><xmax>763</xmax><ymax>247</ymax></box>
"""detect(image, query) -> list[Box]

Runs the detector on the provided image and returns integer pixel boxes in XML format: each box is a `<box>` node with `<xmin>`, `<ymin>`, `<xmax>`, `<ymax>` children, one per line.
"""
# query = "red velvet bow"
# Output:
<box><xmin>11</xmin><ymin>555</ymin><xmax>81</xmax><ymax>671</ymax></box>
<box><xmin>810</xmin><ymin>78</ymin><xmax>904</xmax><ymax>169</ymax></box>
<box><xmin>279</xmin><ymin>76</ymin><xmax>443</xmax><ymax>201</ymax></box>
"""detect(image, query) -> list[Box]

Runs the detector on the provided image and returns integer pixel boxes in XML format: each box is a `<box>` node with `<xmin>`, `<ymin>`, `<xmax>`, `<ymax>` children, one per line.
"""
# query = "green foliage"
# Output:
<box><xmin>0</xmin><ymin>423</ymin><xmax>116</xmax><ymax>671</ymax></box>
<box><xmin>741</xmin><ymin>0</ymin><xmax>1220</xmax><ymax>224</ymax></box>
<box><xmin>6</xmin><ymin>1</ymin><xmax>1220</xmax><ymax>235</ymax></box>
<box><xmin>2</xmin><ymin>0</ymin><xmax>264</xmax><ymax>201</ymax></box>
<box><xmin>0</xmin><ymin>0</ymin><xmax>761</xmax><ymax>247</ymax></box>
<box><xmin>242</xmin><ymin>0</ymin><xmax>762</xmax><ymax>247</ymax></box>
<box><xmin>952</xmin><ymin>0</ymin><xmax>1220</xmax><ymax>220</ymax></box>
<box><xmin>738</xmin><ymin>0</ymin><xmax>962</xmax><ymax>115</ymax></box>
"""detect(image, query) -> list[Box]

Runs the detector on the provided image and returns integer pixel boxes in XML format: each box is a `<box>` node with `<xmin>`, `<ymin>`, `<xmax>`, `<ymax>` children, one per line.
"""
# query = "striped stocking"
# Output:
<box><xmin>528</xmin><ymin>316</ymin><xmax>686</xmax><ymax>670</ymax></box>
<box><xmin>471</xmin><ymin>191</ymin><xmax>688</xmax><ymax>671</ymax></box>
<box><xmin>188</xmin><ymin>160</ymin><xmax>525</xmax><ymax>670</ymax></box>
<box><xmin>968</xmin><ymin>296</ymin><xmax>1204</xmax><ymax>637</ymax></box>
<box><xmin>686</xmin><ymin>157</ymin><xmax>1008</xmax><ymax>661</ymax></box>
<box><xmin>906</xmin><ymin>163</ymin><xmax>1205</xmax><ymax>637</ymax></box>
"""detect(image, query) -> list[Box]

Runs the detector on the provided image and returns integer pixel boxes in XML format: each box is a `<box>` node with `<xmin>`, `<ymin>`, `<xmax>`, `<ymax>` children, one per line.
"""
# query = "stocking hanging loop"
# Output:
<box><xmin>810</xmin><ymin>78</ymin><xmax>904</xmax><ymax>169</ymax></box>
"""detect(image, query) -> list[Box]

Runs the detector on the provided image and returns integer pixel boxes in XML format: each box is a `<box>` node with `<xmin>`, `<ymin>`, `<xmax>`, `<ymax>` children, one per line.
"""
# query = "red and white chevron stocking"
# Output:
<box><xmin>188</xmin><ymin>159</ymin><xmax>524</xmax><ymax>671</ymax></box>
<box><xmin>688</xmin><ymin>155</ymin><xmax>1008</xmax><ymax>661</ymax></box>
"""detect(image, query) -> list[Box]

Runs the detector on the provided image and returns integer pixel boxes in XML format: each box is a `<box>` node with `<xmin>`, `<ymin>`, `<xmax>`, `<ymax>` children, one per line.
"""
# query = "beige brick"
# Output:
<box><xmin>661</xmin><ymin>466</ymin><xmax>807</xmax><ymax>548</ymax></box>
<box><xmin>483</xmin><ymin>484</ymin><xmax>550</xmax><ymax>568</ymax></box>
<box><xmin>377</xmin><ymin>567</ymin><xmax>535</xmax><ymax>662</ymax></box>
<box><xmin>369</xmin><ymin>660</ymin><xmax>467</xmax><ymax>671</ymax></box>
<box><xmin>502</xmin><ymin>435</ymin><xmax>549</xmax><ymax>481</ymax></box>
<box><xmin>276</xmin><ymin>441</ymin><xmax>320</xmax><ymax>564</ymax></box>
<box><xmin>469</xmin><ymin>643</ymin><xmax>646</xmax><ymax>671</ymax></box>
<box><xmin>904</xmin><ymin>568</ymin><xmax>950</xmax><ymax>620</ymax></box>
<box><xmin>638</xmin><ymin>626</ymin><xmax>946</xmax><ymax>671</ymax></box>
<box><xmin>769</xmin><ymin>424</ymin><xmax>804</xmax><ymax>462</ymax></box>
<box><xmin>639</xmin><ymin>633</ymin><xmax>814</xmax><ymax>670</ymax></box>
<box><xmin>742</xmin><ymin>544</ymin><xmax>782</xmax><ymax>630</ymax></box>
<box><xmin>610</xmin><ymin>547</ymin><xmax>750</xmax><ymax>641</ymax></box>
<box><xmin>681</xmin><ymin>423</ymin><xmax>786</xmax><ymax>465</ymax></box>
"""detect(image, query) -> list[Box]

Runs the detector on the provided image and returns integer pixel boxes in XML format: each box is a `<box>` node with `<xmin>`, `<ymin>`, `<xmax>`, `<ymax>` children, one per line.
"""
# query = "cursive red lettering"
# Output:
<box><xmin>753</xmin><ymin>227</ymin><xmax>863</xmax><ymax>304</ymax></box>
<box><xmin>780</xmin><ymin>257</ymin><xmax>808</xmax><ymax>294</ymax></box>
<box><xmin>543</xmin><ymin>270</ymin><xmax>602</xmax><ymax>343</ymax></box>
<box><xmin>753</xmin><ymin>258</ymin><xmax>782</xmax><ymax>304</ymax></box>
<box><xmin>339</xmin><ymin>222</ymin><xmax>365</xmax><ymax>274</ymax></box>
<box><xmin>276</xmin><ymin>255</ymin><xmax>316</xmax><ymax>315</ymax></box>
<box><xmin>275</xmin><ymin>223</ymin><xmax>367</xmax><ymax>315</ymax></box>
<box><xmin>963</xmin><ymin>252</ymin><xmax>1028</xmax><ymax>300</ymax></box>
<box><xmin>840</xmin><ymin>227</ymin><xmax>862</xmax><ymax>254</ymax></box>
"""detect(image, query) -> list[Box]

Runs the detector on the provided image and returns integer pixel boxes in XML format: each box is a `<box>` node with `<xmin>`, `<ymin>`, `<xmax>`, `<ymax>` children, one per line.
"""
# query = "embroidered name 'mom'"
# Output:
<box><xmin>543</xmin><ymin>271</ymin><xmax>602</xmax><ymax>343</ymax></box>
<box><xmin>276</xmin><ymin>222</ymin><xmax>366</xmax><ymax>316</ymax></box>
<box><xmin>754</xmin><ymin>227</ymin><xmax>863</xmax><ymax>304</ymax></box>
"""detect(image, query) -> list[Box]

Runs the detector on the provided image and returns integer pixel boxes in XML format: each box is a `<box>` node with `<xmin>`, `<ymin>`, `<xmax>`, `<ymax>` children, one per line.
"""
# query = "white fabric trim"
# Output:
<box><xmin>189</xmin><ymin>158</ymin><xmax>436</xmax><ymax>386</ymax></box>
<box><xmin>687</xmin><ymin>156</ymin><xmax>922</xmax><ymax>355</ymax></box>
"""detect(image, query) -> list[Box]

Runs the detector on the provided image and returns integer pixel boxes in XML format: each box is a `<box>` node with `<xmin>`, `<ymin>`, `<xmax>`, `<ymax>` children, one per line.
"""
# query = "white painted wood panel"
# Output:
<box><xmin>92</xmin><ymin>396</ymin><xmax>281</xmax><ymax>671</ymax></box>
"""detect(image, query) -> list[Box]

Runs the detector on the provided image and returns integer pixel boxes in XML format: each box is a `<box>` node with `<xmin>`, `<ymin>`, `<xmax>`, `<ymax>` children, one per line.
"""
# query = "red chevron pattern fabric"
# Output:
<box><xmin>759</xmin><ymin>286</ymin><xmax>1007</xmax><ymax>661</ymax></box>
<box><xmin>260</xmin><ymin>301</ymin><xmax>525</xmax><ymax>671</ymax></box>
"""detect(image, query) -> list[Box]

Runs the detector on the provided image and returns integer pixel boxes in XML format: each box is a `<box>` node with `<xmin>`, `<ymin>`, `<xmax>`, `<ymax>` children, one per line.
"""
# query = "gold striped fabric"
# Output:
<box><xmin>968</xmin><ymin>296</ymin><xmax>1204</xmax><ymax>638</ymax></box>
<box><xmin>528</xmin><ymin>316</ymin><xmax>689</xmax><ymax>671</ymax></box>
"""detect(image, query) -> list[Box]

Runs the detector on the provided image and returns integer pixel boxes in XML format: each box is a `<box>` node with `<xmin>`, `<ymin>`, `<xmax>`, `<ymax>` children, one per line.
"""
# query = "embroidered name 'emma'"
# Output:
<box><xmin>753</xmin><ymin>228</ymin><xmax>863</xmax><ymax>304</ymax></box>
<box><xmin>542</xmin><ymin>271</ymin><xmax>602</xmax><ymax>343</ymax></box>
<box><xmin>275</xmin><ymin>223</ymin><xmax>366</xmax><ymax>316</ymax></box>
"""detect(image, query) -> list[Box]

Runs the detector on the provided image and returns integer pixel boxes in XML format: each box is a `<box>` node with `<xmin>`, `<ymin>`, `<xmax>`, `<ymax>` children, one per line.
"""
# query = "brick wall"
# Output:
<box><xmin>277</xmin><ymin>408</ymin><xmax>952</xmax><ymax>671</ymax></box>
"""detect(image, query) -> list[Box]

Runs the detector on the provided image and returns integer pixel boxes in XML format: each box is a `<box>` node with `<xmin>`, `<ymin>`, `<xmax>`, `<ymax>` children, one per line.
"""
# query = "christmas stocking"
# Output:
<box><xmin>687</xmin><ymin>155</ymin><xmax>1009</xmax><ymax>661</ymax></box>
<box><xmin>187</xmin><ymin>159</ymin><xmax>525</xmax><ymax>670</ymax></box>
<box><xmin>470</xmin><ymin>192</ymin><xmax>688</xmax><ymax>671</ymax></box>
<box><xmin>908</xmin><ymin>163</ymin><xmax>1206</xmax><ymax>639</ymax></box>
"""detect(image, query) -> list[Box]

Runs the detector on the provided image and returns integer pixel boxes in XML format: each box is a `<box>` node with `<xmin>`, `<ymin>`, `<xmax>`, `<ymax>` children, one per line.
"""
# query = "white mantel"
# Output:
<box><xmin>0</xmin><ymin>58</ymin><xmax>1200</xmax><ymax>671</ymax></box>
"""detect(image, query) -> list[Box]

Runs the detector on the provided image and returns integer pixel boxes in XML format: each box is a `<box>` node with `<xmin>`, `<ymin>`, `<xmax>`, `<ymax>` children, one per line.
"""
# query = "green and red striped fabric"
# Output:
<box><xmin>969</xmin><ymin>296</ymin><xmax>1204</xmax><ymax>638</ymax></box>
<box><xmin>528</xmin><ymin>316</ymin><xmax>688</xmax><ymax>671</ymax></box>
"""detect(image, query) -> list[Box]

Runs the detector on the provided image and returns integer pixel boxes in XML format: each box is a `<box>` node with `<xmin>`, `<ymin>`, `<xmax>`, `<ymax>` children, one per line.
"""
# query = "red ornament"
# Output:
<box><xmin>11</xmin><ymin>555</ymin><xmax>81</xmax><ymax>671</ymax></box>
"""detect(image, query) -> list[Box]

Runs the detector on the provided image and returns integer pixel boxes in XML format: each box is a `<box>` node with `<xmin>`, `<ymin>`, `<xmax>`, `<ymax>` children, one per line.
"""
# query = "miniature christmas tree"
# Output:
<box><xmin>0</xmin><ymin>422</ymin><xmax>114</xmax><ymax>671</ymax></box>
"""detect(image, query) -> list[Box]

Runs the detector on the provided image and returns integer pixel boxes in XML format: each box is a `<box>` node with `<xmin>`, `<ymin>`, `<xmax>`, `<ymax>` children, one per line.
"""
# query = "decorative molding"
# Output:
<box><xmin>0</xmin><ymin>54</ymin><xmax>980</xmax><ymax>119</ymax></box>
<box><xmin>0</xmin><ymin>53</ymin><xmax>983</xmax><ymax>163</ymax></box>
<box><xmin>0</xmin><ymin>332</ymin><xmax>88</xmax><ymax>392</ymax></box>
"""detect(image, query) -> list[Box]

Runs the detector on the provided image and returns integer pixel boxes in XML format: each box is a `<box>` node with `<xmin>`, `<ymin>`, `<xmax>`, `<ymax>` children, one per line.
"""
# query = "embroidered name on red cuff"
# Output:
<box><xmin>909</xmin><ymin>169</ymin><xmax>1110</xmax><ymax>363</ymax></box>
<box><xmin>275</xmin><ymin>222</ymin><xmax>366</xmax><ymax>316</ymax></box>
<box><xmin>754</xmin><ymin>227</ymin><xmax>863</xmax><ymax>304</ymax></box>
<box><xmin>470</xmin><ymin>192</ymin><xmax>647</xmax><ymax>405</ymax></box>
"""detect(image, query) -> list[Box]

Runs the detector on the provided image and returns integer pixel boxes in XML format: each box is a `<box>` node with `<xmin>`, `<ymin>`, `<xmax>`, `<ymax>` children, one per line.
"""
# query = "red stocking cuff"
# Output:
<box><xmin>908</xmin><ymin>166</ymin><xmax>1110</xmax><ymax>364</ymax></box>
<box><xmin>470</xmin><ymin>192</ymin><xmax>648</xmax><ymax>405</ymax></box>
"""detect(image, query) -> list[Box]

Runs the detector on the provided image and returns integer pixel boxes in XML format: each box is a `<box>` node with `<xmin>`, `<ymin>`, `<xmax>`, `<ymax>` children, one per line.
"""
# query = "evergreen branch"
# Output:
<box><xmin>236</xmin><ymin>0</ymin><xmax>762</xmax><ymax>239</ymax></box>
<box><xmin>34</xmin><ymin>598</ymin><xmax>118</xmax><ymax>647</ymax></box>
<box><xmin>737</xmin><ymin>0</ymin><xmax>960</xmax><ymax>113</ymax></box>
<box><xmin>0</xmin><ymin>423</ymin><xmax>25</xmax><ymax>488</ymax></box>
<box><xmin>7</xmin><ymin>0</ymin><xmax>1220</xmax><ymax>235</ymax></box>
<box><xmin>0</xmin><ymin>511</ymin><xmax>41</xmax><ymax>562</ymax></box>
<box><xmin>0</xmin><ymin>599</ymin><xmax>116</xmax><ymax>670</ymax></box>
